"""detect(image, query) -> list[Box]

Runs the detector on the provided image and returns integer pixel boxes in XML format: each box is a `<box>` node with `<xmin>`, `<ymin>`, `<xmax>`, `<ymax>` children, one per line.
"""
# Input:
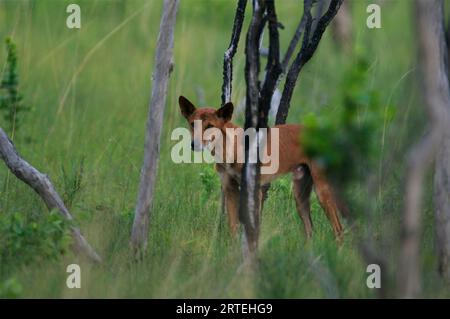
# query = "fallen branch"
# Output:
<box><xmin>0</xmin><ymin>127</ymin><xmax>101</xmax><ymax>263</ymax></box>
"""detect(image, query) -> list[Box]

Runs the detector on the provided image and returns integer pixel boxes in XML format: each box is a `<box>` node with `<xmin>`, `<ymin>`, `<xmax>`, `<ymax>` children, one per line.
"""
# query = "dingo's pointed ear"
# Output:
<box><xmin>179</xmin><ymin>96</ymin><xmax>196</xmax><ymax>119</ymax></box>
<box><xmin>216</xmin><ymin>102</ymin><xmax>234</xmax><ymax>122</ymax></box>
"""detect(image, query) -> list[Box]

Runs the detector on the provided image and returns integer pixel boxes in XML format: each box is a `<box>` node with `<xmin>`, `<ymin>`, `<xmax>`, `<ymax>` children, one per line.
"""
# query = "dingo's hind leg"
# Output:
<box><xmin>292</xmin><ymin>165</ymin><xmax>314</xmax><ymax>240</ymax></box>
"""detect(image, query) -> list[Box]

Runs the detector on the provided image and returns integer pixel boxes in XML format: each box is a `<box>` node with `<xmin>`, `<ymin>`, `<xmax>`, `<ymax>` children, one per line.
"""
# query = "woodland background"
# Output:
<box><xmin>0</xmin><ymin>0</ymin><xmax>449</xmax><ymax>298</ymax></box>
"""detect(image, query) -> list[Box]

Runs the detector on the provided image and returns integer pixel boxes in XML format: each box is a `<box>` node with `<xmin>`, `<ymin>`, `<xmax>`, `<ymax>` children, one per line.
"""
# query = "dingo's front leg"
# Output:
<box><xmin>220</xmin><ymin>173</ymin><xmax>240</xmax><ymax>238</ymax></box>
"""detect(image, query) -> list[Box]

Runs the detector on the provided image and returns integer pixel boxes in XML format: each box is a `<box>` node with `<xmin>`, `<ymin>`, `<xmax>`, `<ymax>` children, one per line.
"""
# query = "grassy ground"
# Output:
<box><xmin>0</xmin><ymin>0</ymin><xmax>448</xmax><ymax>298</ymax></box>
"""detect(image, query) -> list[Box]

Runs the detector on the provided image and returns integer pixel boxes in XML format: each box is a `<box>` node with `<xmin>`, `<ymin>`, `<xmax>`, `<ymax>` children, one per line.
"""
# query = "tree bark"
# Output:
<box><xmin>221</xmin><ymin>0</ymin><xmax>247</xmax><ymax>219</ymax></box>
<box><xmin>275</xmin><ymin>0</ymin><xmax>342</xmax><ymax>125</ymax></box>
<box><xmin>131</xmin><ymin>0</ymin><xmax>179</xmax><ymax>254</ymax></box>
<box><xmin>237</xmin><ymin>1</ymin><xmax>342</xmax><ymax>261</ymax></box>
<box><xmin>222</xmin><ymin>0</ymin><xmax>247</xmax><ymax>106</ymax></box>
<box><xmin>445</xmin><ymin>19</ymin><xmax>450</xmax><ymax>77</ymax></box>
<box><xmin>398</xmin><ymin>0</ymin><xmax>450</xmax><ymax>298</ymax></box>
<box><xmin>280</xmin><ymin>3</ymin><xmax>308</xmax><ymax>75</ymax></box>
<box><xmin>259</xmin><ymin>0</ymin><xmax>281</xmax><ymax>126</ymax></box>
<box><xmin>240</xmin><ymin>0</ymin><xmax>265</xmax><ymax>262</ymax></box>
<box><xmin>0</xmin><ymin>127</ymin><xmax>101</xmax><ymax>263</ymax></box>
<box><xmin>432</xmin><ymin>1</ymin><xmax>450</xmax><ymax>282</ymax></box>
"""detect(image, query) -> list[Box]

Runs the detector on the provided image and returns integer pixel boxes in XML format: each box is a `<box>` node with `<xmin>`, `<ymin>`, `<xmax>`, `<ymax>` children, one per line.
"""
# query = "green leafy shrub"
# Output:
<box><xmin>301</xmin><ymin>57</ymin><xmax>395</xmax><ymax>185</ymax></box>
<box><xmin>0</xmin><ymin>38</ymin><xmax>29</xmax><ymax>134</ymax></box>
<box><xmin>0</xmin><ymin>211</ymin><xmax>72</xmax><ymax>269</ymax></box>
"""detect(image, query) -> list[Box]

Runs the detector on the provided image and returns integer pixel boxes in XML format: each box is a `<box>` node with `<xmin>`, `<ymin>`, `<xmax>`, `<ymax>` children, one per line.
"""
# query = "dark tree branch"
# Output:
<box><xmin>259</xmin><ymin>0</ymin><xmax>282</xmax><ymax>128</ymax></box>
<box><xmin>257</xmin><ymin>13</ymin><xmax>269</xmax><ymax>48</ymax></box>
<box><xmin>275</xmin><ymin>0</ymin><xmax>314</xmax><ymax>125</ymax></box>
<box><xmin>221</xmin><ymin>0</ymin><xmax>248</xmax><ymax>105</ymax></box>
<box><xmin>220</xmin><ymin>0</ymin><xmax>247</xmax><ymax>219</ymax></box>
<box><xmin>308</xmin><ymin>0</ymin><xmax>343</xmax><ymax>56</ymax></box>
<box><xmin>280</xmin><ymin>6</ymin><xmax>308</xmax><ymax>74</ymax></box>
<box><xmin>312</xmin><ymin>0</ymin><xmax>328</xmax><ymax>33</ymax></box>
<box><xmin>260</xmin><ymin>0</ymin><xmax>313</xmax><ymax>203</ymax></box>
<box><xmin>229</xmin><ymin>0</ymin><xmax>342</xmax><ymax>262</ymax></box>
<box><xmin>275</xmin><ymin>0</ymin><xmax>343</xmax><ymax>125</ymax></box>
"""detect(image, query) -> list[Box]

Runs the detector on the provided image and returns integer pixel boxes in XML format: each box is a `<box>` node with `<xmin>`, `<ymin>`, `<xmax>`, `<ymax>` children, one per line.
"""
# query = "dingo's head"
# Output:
<box><xmin>178</xmin><ymin>95</ymin><xmax>233</xmax><ymax>151</ymax></box>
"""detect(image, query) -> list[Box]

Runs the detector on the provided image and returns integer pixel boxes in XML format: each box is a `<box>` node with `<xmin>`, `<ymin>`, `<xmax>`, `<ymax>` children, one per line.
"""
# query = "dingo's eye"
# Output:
<box><xmin>206</xmin><ymin>124</ymin><xmax>213</xmax><ymax>130</ymax></box>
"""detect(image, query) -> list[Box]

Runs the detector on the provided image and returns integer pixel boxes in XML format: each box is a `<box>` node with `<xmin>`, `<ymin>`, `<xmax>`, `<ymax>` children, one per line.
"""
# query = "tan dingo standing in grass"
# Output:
<box><xmin>179</xmin><ymin>95</ymin><xmax>346</xmax><ymax>241</ymax></box>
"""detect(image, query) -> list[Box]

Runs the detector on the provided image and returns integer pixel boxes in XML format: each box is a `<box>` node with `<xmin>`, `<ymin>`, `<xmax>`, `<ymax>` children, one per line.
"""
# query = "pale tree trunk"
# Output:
<box><xmin>398</xmin><ymin>0</ymin><xmax>450</xmax><ymax>298</ymax></box>
<box><xmin>131</xmin><ymin>0</ymin><xmax>179</xmax><ymax>254</ymax></box>
<box><xmin>0</xmin><ymin>128</ymin><xmax>101</xmax><ymax>263</ymax></box>
<box><xmin>240</xmin><ymin>0</ymin><xmax>265</xmax><ymax>262</ymax></box>
<box><xmin>447</xmin><ymin>13</ymin><xmax>449</xmax><ymax>70</ymax></box>
<box><xmin>433</xmin><ymin>2</ymin><xmax>450</xmax><ymax>281</ymax></box>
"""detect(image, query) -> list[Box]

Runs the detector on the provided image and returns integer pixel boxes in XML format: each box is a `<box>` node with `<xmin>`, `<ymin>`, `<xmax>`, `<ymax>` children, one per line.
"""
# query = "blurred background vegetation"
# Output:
<box><xmin>0</xmin><ymin>0</ymin><xmax>448</xmax><ymax>298</ymax></box>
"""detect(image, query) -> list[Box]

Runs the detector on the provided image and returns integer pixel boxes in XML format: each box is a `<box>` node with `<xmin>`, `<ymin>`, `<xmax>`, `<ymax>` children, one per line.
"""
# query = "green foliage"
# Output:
<box><xmin>269</xmin><ymin>176</ymin><xmax>291</xmax><ymax>196</ymax></box>
<box><xmin>0</xmin><ymin>277</ymin><xmax>23</xmax><ymax>298</ymax></box>
<box><xmin>199</xmin><ymin>165</ymin><xmax>220</xmax><ymax>203</ymax></box>
<box><xmin>0</xmin><ymin>0</ymin><xmax>439</xmax><ymax>298</ymax></box>
<box><xmin>301</xmin><ymin>57</ymin><xmax>395</xmax><ymax>184</ymax></box>
<box><xmin>60</xmin><ymin>157</ymin><xmax>85</xmax><ymax>208</ymax></box>
<box><xmin>0</xmin><ymin>38</ymin><xmax>29</xmax><ymax>134</ymax></box>
<box><xmin>0</xmin><ymin>211</ymin><xmax>72</xmax><ymax>269</ymax></box>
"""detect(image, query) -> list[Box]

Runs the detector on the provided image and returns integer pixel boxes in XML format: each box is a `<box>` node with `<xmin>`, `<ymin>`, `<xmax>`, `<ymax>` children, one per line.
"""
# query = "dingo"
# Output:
<box><xmin>178</xmin><ymin>95</ymin><xmax>346</xmax><ymax>241</ymax></box>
